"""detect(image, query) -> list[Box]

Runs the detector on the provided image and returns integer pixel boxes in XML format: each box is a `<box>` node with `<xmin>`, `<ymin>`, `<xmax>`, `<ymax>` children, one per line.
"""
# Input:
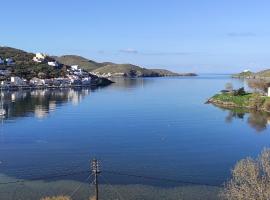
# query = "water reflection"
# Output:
<box><xmin>1</xmin><ymin>89</ymin><xmax>91</xmax><ymax>120</ymax></box>
<box><xmin>224</xmin><ymin>108</ymin><xmax>270</xmax><ymax>132</ymax></box>
<box><xmin>108</xmin><ymin>77</ymin><xmax>154</xmax><ymax>90</ymax></box>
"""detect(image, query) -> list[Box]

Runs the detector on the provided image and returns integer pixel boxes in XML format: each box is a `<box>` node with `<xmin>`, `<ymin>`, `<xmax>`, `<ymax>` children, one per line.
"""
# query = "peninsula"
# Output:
<box><xmin>207</xmin><ymin>88</ymin><xmax>270</xmax><ymax>113</ymax></box>
<box><xmin>0</xmin><ymin>46</ymin><xmax>197</xmax><ymax>90</ymax></box>
<box><xmin>55</xmin><ymin>55</ymin><xmax>197</xmax><ymax>78</ymax></box>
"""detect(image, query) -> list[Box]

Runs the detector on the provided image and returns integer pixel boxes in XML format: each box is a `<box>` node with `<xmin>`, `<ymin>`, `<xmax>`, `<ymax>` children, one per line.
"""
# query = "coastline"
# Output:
<box><xmin>206</xmin><ymin>93</ymin><xmax>270</xmax><ymax>113</ymax></box>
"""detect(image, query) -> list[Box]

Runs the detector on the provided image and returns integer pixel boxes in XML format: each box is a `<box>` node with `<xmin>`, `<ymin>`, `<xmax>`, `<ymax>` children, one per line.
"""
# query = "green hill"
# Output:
<box><xmin>54</xmin><ymin>55</ymin><xmax>113</xmax><ymax>71</ymax></box>
<box><xmin>233</xmin><ymin>69</ymin><xmax>270</xmax><ymax>79</ymax></box>
<box><xmin>0</xmin><ymin>47</ymin><xmax>64</xmax><ymax>80</ymax></box>
<box><xmin>255</xmin><ymin>69</ymin><xmax>270</xmax><ymax>78</ymax></box>
<box><xmin>55</xmin><ymin>55</ymin><xmax>196</xmax><ymax>77</ymax></box>
<box><xmin>92</xmin><ymin>64</ymin><xmax>162</xmax><ymax>77</ymax></box>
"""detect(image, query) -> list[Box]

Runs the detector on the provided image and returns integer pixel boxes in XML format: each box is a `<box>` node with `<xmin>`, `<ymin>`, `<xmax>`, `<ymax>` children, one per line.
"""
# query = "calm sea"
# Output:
<box><xmin>0</xmin><ymin>74</ymin><xmax>269</xmax><ymax>189</ymax></box>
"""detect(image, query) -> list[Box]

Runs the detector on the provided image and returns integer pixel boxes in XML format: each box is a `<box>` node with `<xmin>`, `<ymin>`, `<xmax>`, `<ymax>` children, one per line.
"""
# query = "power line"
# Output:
<box><xmin>69</xmin><ymin>174</ymin><xmax>92</xmax><ymax>198</ymax></box>
<box><xmin>100</xmin><ymin>174</ymin><xmax>124</xmax><ymax>200</ymax></box>
<box><xmin>0</xmin><ymin>170</ymin><xmax>89</xmax><ymax>185</ymax></box>
<box><xmin>102</xmin><ymin>170</ymin><xmax>221</xmax><ymax>187</ymax></box>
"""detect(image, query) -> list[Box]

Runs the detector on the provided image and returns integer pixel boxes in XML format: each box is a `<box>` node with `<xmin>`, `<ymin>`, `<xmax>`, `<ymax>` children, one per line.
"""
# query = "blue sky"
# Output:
<box><xmin>1</xmin><ymin>0</ymin><xmax>270</xmax><ymax>73</ymax></box>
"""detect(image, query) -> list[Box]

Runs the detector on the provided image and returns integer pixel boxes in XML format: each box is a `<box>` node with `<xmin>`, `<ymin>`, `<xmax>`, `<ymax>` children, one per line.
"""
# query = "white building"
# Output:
<box><xmin>48</xmin><ymin>61</ymin><xmax>59</xmax><ymax>67</ymax></box>
<box><xmin>0</xmin><ymin>58</ymin><xmax>4</xmax><ymax>64</ymax></box>
<box><xmin>0</xmin><ymin>70</ymin><xmax>11</xmax><ymax>76</ymax></box>
<box><xmin>6</xmin><ymin>58</ymin><xmax>15</xmax><ymax>65</ymax></box>
<box><xmin>30</xmin><ymin>78</ymin><xmax>46</xmax><ymax>86</ymax></box>
<box><xmin>71</xmin><ymin>65</ymin><xmax>79</xmax><ymax>71</ymax></box>
<box><xmin>268</xmin><ymin>87</ymin><xmax>270</xmax><ymax>97</ymax></box>
<box><xmin>33</xmin><ymin>53</ymin><xmax>46</xmax><ymax>63</ymax></box>
<box><xmin>10</xmin><ymin>76</ymin><xmax>26</xmax><ymax>86</ymax></box>
<box><xmin>82</xmin><ymin>77</ymin><xmax>91</xmax><ymax>85</ymax></box>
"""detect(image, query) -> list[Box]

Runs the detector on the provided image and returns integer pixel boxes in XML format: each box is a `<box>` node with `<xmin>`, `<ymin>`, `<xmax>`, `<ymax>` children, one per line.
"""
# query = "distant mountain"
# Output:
<box><xmin>0</xmin><ymin>46</ymin><xmax>113</xmax><ymax>87</ymax></box>
<box><xmin>233</xmin><ymin>69</ymin><xmax>270</xmax><ymax>79</ymax></box>
<box><xmin>255</xmin><ymin>69</ymin><xmax>270</xmax><ymax>78</ymax></box>
<box><xmin>150</xmin><ymin>69</ymin><xmax>197</xmax><ymax>77</ymax></box>
<box><xmin>232</xmin><ymin>71</ymin><xmax>255</xmax><ymax>78</ymax></box>
<box><xmin>54</xmin><ymin>55</ymin><xmax>112</xmax><ymax>71</ymax></box>
<box><xmin>55</xmin><ymin>55</ymin><xmax>197</xmax><ymax>77</ymax></box>
<box><xmin>92</xmin><ymin>64</ymin><xmax>196</xmax><ymax>77</ymax></box>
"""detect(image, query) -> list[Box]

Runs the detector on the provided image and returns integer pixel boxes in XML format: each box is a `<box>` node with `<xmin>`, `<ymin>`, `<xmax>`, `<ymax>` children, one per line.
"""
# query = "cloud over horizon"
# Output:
<box><xmin>227</xmin><ymin>32</ymin><xmax>257</xmax><ymax>37</ymax></box>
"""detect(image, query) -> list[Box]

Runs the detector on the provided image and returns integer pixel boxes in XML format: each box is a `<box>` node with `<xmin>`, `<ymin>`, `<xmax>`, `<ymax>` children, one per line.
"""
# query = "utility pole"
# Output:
<box><xmin>92</xmin><ymin>158</ymin><xmax>101</xmax><ymax>200</ymax></box>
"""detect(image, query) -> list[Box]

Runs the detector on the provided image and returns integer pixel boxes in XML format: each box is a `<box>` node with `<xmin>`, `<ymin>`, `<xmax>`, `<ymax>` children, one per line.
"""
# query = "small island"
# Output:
<box><xmin>207</xmin><ymin>83</ymin><xmax>270</xmax><ymax>113</ymax></box>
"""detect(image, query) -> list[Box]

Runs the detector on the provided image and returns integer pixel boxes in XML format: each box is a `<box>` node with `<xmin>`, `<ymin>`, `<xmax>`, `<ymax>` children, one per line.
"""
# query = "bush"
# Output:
<box><xmin>41</xmin><ymin>196</ymin><xmax>72</xmax><ymax>200</ymax></box>
<box><xmin>233</xmin><ymin>87</ymin><xmax>246</xmax><ymax>96</ymax></box>
<box><xmin>221</xmin><ymin>148</ymin><xmax>270</xmax><ymax>200</ymax></box>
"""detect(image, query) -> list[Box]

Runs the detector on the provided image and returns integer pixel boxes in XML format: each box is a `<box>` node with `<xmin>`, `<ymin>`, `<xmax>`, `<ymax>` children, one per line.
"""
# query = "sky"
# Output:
<box><xmin>1</xmin><ymin>0</ymin><xmax>270</xmax><ymax>73</ymax></box>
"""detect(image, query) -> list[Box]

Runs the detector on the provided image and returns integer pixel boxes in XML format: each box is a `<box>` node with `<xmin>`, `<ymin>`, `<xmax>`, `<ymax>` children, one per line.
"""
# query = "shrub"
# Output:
<box><xmin>225</xmin><ymin>83</ymin><xmax>233</xmax><ymax>91</ymax></box>
<box><xmin>233</xmin><ymin>87</ymin><xmax>246</xmax><ymax>96</ymax></box>
<box><xmin>221</xmin><ymin>148</ymin><xmax>270</xmax><ymax>200</ymax></box>
<box><xmin>41</xmin><ymin>196</ymin><xmax>72</xmax><ymax>200</ymax></box>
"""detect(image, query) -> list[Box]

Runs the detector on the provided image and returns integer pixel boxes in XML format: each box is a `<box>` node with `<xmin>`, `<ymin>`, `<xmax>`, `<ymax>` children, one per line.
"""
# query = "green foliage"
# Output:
<box><xmin>0</xmin><ymin>47</ymin><xmax>66</xmax><ymax>80</ymax></box>
<box><xmin>233</xmin><ymin>87</ymin><xmax>246</xmax><ymax>96</ymax></box>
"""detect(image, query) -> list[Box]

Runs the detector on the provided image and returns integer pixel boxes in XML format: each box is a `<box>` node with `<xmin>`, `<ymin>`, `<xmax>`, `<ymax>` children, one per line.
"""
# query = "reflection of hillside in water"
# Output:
<box><xmin>108</xmin><ymin>78</ymin><xmax>154</xmax><ymax>90</ymax></box>
<box><xmin>225</xmin><ymin>109</ymin><xmax>270</xmax><ymax>133</ymax></box>
<box><xmin>1</xmin><ymin>89</ymin><xmax>91</xmax><ymax>120</ymax></box>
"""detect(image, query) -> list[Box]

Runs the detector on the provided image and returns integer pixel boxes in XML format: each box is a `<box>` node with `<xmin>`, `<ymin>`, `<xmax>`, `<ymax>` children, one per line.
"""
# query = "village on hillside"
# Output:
<box><xmin>0</xmin><ymin>53</ymin><xmax>95</xmax><ymax>89</ymax></box>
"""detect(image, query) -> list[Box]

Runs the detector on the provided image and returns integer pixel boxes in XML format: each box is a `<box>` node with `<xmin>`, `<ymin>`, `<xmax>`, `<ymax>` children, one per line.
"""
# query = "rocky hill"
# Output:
<box><xmin>0</xmin><ymin>47</ymin><xmax>62</xmax><ymax>80</ymax></box>
<box><xmin>0</xmin><ymin>46</ymin><xmax>113</xmax><ymax>87</ymax></box>
<box><xmin>233</xmin><ymin>69</ymin><xmax>270</xmax><ymax>79</ymax></box>
<box><xmin>55</xmin><ymin>55</ymin><xmax>197</xmax><ymax>77</ymax></box>
<box><xmin>54</xmin><ymin>55</ymin><xmax>113</xmax><ymax>71</ymax></box>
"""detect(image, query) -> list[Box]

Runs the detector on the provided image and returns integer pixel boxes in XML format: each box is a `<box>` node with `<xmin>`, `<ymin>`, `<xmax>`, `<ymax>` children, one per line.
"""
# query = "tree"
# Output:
<box><xmin>248</xmin><ymin>80</ymin><xmax>270</xmax><ymax>94</ymax></box>
<box><xmin>41</xmin><ymin>196</ymin><xmax>72</xmax><ymax>200</ymax></box>
<box><xmin>233</xmin><ymin>87</ymin><xmax>246</xmax><ymax>96</ymax></box>
<box><xmin>225</xmin><ymin>83</ymin><xmax>233</xmax><ymax>91</ymax></box>
<box><xmin>221</xmin><ymin>148</ymin><xmax>270</xmax><ymax>200</ymax></box>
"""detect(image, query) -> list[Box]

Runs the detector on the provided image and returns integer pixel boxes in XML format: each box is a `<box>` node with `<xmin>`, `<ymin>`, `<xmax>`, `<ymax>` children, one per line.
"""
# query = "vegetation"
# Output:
<box><xmin>54</xmin><ymin>55</ymin><xmax>111</xmax><ymax>71</ymax></box>
<box><xmin>233</xmin><ymin>69</ymin><xmax>270</xmax><ymax>79</ymax></box>
<box><xmin>232</xmin><ymin>71</ymin><xmax>254</xmax><ymax>78</ymax></box>
<box><xmin>209</xmin><ymin>92</ymin><xmax>270</xmax><ymax>112</ymax></box>
<box><xmin>55</xmin><ymin>55</ymin><xmax>196</xmax><ymax>77</ymax></box>
<box><xmin>225</xmin><ymin>83</ymin><xmax>233</xmax><ymax>91</ymax></box>
<box><xmin>41</xmin><ymin>196</ymin><xmax>71</xmax><ymax>200</ymax></box>
<box><xmin>248</xmin><ymin>79</ymin><xmax>270</xmax><ymax>94</ymax></box>
<box><xmin>221</xmin><ymin>148</ymin><xmax>270</xmax><ymax>200</ymax></box>
<box><xmin>0</xmin><ymin>47</ymin><xmax>66</xmax><ymax>80</ymax></box>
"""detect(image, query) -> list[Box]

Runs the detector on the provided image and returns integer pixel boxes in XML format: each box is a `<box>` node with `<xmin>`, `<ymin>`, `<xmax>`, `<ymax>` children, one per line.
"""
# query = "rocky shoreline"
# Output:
<box><xmin>206</xmin><ymin>94</ymin><xmax>270</xmax><ymax>113</ymax></box>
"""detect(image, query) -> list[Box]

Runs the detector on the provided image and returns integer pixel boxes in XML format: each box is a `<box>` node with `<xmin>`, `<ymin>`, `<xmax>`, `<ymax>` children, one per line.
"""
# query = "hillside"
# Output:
<box><xmin>55</xmin><ymin>55</ymin><xmax>196</xmax><ymax>77</ymax></box>
<box><xmin>233</xmin><ymin>69</ymin><xmax>270</xmax><ymax>79</ymax></box>
<box><xmin>255</xmin><ymin>69</ymin><xmax>270</xmax><ymax>78</ymax></box>
<box><xmin>151</xmin><ymin>69</ymin><xmax>197</xmax><ymax>76</ymax></box>
<box><xmin>0</xmin><ymin>46</ymin><xmax>113</xmax><ymax>87</ymax></box>
<box><xmin>92</xmin><ymin>64</ymin><xmax>162</xmax><ymax>77</ymax></box>
<box><xmin>232</xmin><ymin>71</ymin><xmax>255</xmax><ymax>78</ymax></box>
<box><xmin>0</xmin><ymin>47</ymin><xmax>64</xmax><ymax>80</ymax></box>
<box><xmin>54</xmin><ymin>55</ymin><xmax>112</xmax><ymax>71</ymax></box>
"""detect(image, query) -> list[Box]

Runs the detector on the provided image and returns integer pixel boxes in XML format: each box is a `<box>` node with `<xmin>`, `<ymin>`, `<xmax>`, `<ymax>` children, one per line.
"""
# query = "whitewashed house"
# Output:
<box><xmin>71</xmin><ymin>65</ymin><xmax>79</xmax><ymax>71</ymax></box>
<box><xmin>48</xmin><ymin>61</ymin><xmax>59</xmax><ymax>67</ymax></box>
<box><xmin>0</xmin><ymin>70</ymin><xmax>11</xmax><ymax>76</ymax></box>
<box><xmin>6</xmin><ymin>58</ymin><xmax>15</xmax><ymax>65</ymax></box>
<box><xmin>82</xmin><ymin>77</ymin><xmax>91</xmax><ymax>85</ymax></box>
<box><xmin>0</xmin><ymin>58</ymin><xmax>4</xmax><ymax>64</ymax></box>
<box><xmin>10</xmin><ymin>76</ymin><xmax>26</xmax><ymax>86</ymax></box>
<box><xmin>30</xmin><ymin>78</ymin><xmax>46</xmax><ymax>86</ymax></box>
<box><xmin>33</xmin><ymin>53</ymin><xmax>46</xmax><ymax>63</ymax></box>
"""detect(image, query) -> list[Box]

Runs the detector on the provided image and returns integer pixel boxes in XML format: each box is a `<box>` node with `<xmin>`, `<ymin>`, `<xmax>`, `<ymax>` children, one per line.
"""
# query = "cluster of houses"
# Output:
<box><xmin>0</xmin><ymin>52</ymin><xmax>94</xmax><ymax>88</ymax></box>
<box><xmin>0</xmin><ymin>57</ymin><xmax>15</xmax><ymax>66</ymax></box>
<box><xmin>32</xmin><ymin>53</ymin><xmax>59</xmax><ymax>67</ymax></box>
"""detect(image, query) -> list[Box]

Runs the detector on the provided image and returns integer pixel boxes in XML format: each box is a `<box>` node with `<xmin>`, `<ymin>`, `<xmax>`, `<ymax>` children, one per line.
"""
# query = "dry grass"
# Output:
<box><xmin>221</xmin><ymin>148</ymin><xmax>270</xmax><ymax>200</ymax></box>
